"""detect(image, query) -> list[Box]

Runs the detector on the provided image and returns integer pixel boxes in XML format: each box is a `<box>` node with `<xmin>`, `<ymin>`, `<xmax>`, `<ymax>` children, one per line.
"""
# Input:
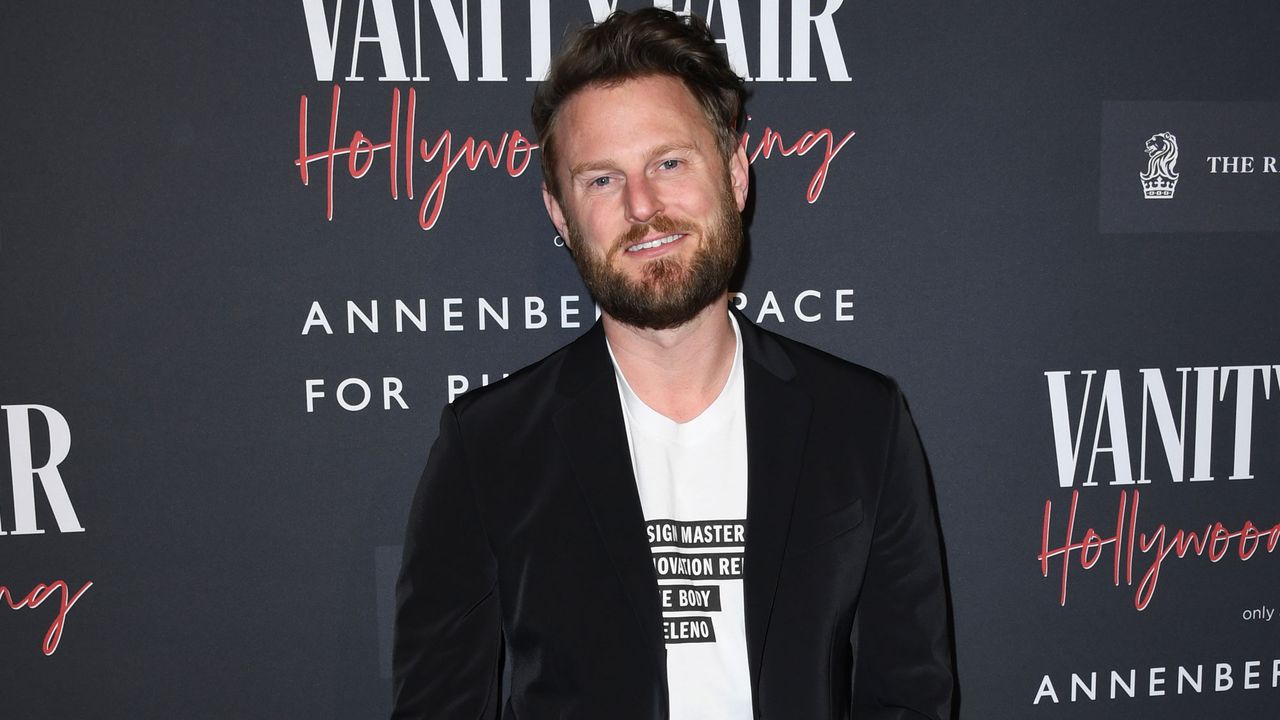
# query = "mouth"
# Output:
<box><xmin>625</xmin><ymin>233</ymin><xmax>685</xmax><ymax>253</ymax></box>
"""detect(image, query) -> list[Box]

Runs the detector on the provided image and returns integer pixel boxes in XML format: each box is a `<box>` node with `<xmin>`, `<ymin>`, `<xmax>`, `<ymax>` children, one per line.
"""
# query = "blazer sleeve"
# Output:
<box><xmin>850</xmin><ymin>386</ymin><xmax>955</xmax><ymax>720</ymax></box>
<box><xmin>391</xmin><ymin>404</ymin><xmax>503</xmax><ymax>719</ymax></box>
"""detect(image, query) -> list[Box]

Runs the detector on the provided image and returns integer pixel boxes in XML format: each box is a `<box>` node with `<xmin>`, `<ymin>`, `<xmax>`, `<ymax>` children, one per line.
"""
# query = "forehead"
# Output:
<box><xmin>554</xmin><ymin>75</ymin><xmax>718</xmax><ymax>171</ymax></box>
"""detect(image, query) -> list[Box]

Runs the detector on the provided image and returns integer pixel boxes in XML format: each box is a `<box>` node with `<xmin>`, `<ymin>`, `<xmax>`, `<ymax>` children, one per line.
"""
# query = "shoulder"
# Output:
<box><xmin>447</xmin><ymin>342</ymin><xmax>568</xmax><ymax>421</ymax></box>
<box><xmin>446</xmin><ymin>323</ymin><xmax>606</xmax><ymax>428</ymax></box>
<box><xmin>740</xmin><ymin>315</ymin><xmax>902</xmax><ymax>411</ymax></box>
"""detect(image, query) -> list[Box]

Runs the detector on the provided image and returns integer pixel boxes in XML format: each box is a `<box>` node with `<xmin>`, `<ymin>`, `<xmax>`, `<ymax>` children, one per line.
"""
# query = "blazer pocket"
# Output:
<box><xmin>785</xmin><ymin>499</ymin><xmax>864</xmax><ymax>558</ymax></box>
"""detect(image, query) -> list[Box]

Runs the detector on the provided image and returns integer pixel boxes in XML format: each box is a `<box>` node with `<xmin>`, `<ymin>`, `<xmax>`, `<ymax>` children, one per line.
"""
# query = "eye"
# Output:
<box><xmin>659</xmin><ymin>158</ymin><xmax>682</xmax><ymax>171</ymax></box>
<box><xmin>589</xmin><ymin>175</ymin><xmax>612</xmax><ymax>188</ymax></box>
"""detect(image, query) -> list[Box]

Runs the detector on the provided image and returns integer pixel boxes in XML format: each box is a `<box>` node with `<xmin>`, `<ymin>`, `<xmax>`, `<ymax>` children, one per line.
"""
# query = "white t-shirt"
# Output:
<box><xmin>608</xmin><ymin>314</ymin><xmax>754</xmax><ymax>720</ymax></box>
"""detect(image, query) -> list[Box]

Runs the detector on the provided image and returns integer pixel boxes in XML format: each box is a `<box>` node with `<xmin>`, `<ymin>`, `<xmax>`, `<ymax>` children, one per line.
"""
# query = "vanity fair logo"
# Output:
<box><xmin>301</xmin><ymin>0</ymin><xmax>854</xmax><ymax>84</ymax></box>
<box><xmin>294</xmin><ymin>2</ymin><xmax>860</xmax><ymax>231</ymax></box>
<box><xmin>2</xmin><ymin>404</ymin><xmax>93</xmax><ymax>656</ymax></box>
<box><xmin>1037</xmin><ymin>367</ymin><xmax>1280</xmax><ymax>611</ymax></box>
<box><xmin>1140</xmin><ymin>131</ymin><xmax>1180</xmax><ymax>199</ymax></box>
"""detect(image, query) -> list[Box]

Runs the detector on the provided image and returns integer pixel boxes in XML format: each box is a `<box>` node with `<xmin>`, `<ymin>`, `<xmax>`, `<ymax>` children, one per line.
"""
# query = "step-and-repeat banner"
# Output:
<box><xmin>3</xmin><ymin>2</ymin><xmax>1277</xmax><ymax>717</ymax></box>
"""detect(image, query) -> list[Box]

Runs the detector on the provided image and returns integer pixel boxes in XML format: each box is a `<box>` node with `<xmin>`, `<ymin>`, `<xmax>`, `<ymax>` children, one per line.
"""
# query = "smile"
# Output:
<box><xmin>626</xmin><ymin>233</ymin><xmax>684</xmax><ymax>252</ymax></box>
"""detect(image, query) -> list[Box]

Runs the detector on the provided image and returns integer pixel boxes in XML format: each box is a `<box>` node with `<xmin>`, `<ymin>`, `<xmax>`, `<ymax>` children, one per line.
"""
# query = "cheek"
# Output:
<box><xmin>569</xmin><ymin>208</ymin><xmax>620</xmax><ymax>256</ymax></box>
<box><xmin>672</xmin><ymin>175</ymin><xmax>726</xmax><ymax>212</ymax></box>
<box><xmin>580</xmin><ymin>199</ymin><xmax>627</xmax><ymax>235</ymax></box>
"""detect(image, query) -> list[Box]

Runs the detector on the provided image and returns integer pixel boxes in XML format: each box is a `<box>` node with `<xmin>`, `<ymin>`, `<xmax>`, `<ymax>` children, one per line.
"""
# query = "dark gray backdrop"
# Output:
<box><xmin>3</xmin><ymin>2</ymin><xmax>1278</xmax><ymax>717</ymax></box>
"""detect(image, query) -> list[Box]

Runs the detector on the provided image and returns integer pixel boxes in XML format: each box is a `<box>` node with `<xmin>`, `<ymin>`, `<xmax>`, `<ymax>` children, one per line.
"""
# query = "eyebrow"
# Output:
<box><xmin>568</xmin><ymin>142</ymin><xmax>701</xmax><ymax>180</ymax></box>
<box><xmin>569</xmin><ymin>159</ymin><xmax>619</xmax><ymax>179</ymax></box>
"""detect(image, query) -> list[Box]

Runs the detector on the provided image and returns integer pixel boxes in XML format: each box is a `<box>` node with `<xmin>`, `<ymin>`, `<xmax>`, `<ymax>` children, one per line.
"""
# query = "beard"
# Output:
<box><xmin>566</xmin><ymin>184</ymin><xmax>742</xmax><ymax>331</ymax></box>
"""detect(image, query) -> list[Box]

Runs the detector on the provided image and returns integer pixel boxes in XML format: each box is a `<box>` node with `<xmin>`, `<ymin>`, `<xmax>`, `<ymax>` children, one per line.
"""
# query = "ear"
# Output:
<box><xmin>727</xmin><ymin>145</ymin><xmax>749</xmax><ymax>211</ymax></box>
<box><xmin>541</xmin><ymin>182</ymin><xmax>570</xmax><ymax>248</ymax></box>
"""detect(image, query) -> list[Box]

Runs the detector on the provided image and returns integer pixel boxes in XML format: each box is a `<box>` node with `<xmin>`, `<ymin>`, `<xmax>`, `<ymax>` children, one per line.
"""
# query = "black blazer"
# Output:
<box><xmin>392</xmin><ymin>312</ymin><xmax>953</xmax><ymax>719</ymax></box>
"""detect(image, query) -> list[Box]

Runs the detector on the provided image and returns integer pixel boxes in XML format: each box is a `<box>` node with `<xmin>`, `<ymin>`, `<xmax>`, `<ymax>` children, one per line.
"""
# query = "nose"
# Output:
<box><xmin>623</xmin><ymin>174</ymin><xmax>664</xmax><ymax>224</ymax></box>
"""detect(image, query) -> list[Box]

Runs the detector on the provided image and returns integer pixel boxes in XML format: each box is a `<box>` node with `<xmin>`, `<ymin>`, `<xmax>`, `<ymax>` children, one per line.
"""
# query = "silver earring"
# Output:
<box><xmin>553</xmin><ymin>234</ymin><xmax>565</xmax><ymax>247</ymax></box>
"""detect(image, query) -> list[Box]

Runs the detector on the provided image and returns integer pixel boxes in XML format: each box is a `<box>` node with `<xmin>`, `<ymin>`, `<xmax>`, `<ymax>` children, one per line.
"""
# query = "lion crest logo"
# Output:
<box><xmin>1140</xmin><ymin>131</ymin><xmax>1180</xmax><ymax>199</ymax></box>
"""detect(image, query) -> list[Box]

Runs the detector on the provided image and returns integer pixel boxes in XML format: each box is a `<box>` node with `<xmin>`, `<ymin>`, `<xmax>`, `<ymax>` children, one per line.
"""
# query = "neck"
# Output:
<box><xmin>603</xmin><ymin>295</ymin><xmax>737</xmax><ymax>423</ymax></box>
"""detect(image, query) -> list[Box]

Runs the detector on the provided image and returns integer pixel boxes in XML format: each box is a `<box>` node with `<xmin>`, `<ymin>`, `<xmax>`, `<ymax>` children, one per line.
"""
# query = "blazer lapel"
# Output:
<box><xmin>552</xmin><ymin>324</ymin><xmax>666</xmax><ymax>671</ymax></box>
<box><xmin>738</xmin><ymin>314</ymin><xmax>812</xmax><ymax>695</ymax></box>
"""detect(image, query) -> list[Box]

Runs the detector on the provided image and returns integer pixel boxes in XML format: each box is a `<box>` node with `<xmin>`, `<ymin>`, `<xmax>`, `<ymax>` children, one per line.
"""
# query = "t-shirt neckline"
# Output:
<box><xmin>608</xmin><ymin>312</ymin><xmax>744</xmax><ymax>447</ymax></box>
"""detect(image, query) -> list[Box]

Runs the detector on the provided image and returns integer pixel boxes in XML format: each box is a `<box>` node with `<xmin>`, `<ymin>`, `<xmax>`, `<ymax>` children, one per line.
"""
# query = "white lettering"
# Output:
<box><xmin>835</xmin><ymin>288</ymin><xmax>854</xmax><ymax>320</ymax></box>
<box><xmin>307</xmin><ymin>293</ymin><xmax>855</xmax><ymax>333</ymax></box>
<box><xmin>1207</xmin><ymin>156</ymin><xmax>1255</xmax><ymax>173</ymax></box>
<box><xmin>383</xmin><ymin>377</ymin><xmax>408</xmax><ymax>409</ymax></box>
<box><xmin>1049</xmin><ymin>365</ymin><xmax>1277</xmax><ymax>486</ymax></box>
<box><xmin>2</xmin><ymin>405</ymin><xmax>84</xmax><ymax>535</ymax></box>
<box><xmin>525</xmin><ymin>296</ymin><xmax>547</xmax><ymax>329</ymax></box>
<box><xmin>1189</xmin><ymin>367</ymin><xmax>1216</xmax><ymax>481</ymax></box>
<box><xmin>561</xmin><ymin>295</ymin><xmax>581</xmax><ymax>329</ymax></box>
<box><xmin>1110</xmin><ymin>669</ymin><xmax>1135</xmax><ymax>699</ymax></box>
<box><xmin>411</xmin><ymin>0</ymin><xmax>505</xmax><ymax>81</ymax></box>
<box><xmin>757</xmin><ymin>0</ymin><xmax>782</xmax><ymax>81</ymax></box>
<box><xmin>448</xmin><ymin>374</ymin><xmax>468</xmax><ymax>403</ymax></box>
<box><xmin>1033</xmin><ymin>675</ymin><xmax>1059</xmax><ymax>704</ymax></box>
<box><xmin>301</xmin><ymin>0</ymin><xmax>344</xmax><ymax>82</ymax></box>
<box><xmin>305</xmin><ymin>379</ymin><xmax>326</xmax><ymax>413</ymax></box>
<box><xmin>302</xmin><ymin>301</ymin><xmax>334</xmax><ymax>335</ymax></box>
<box><xmin>348</xmin><ymin>300</ymin><xmax>378</xmax><ymax>333</ymax></box>
<box><xmin>1178</xmin><ymin>665</ymin><xmax>1202</xmax><ymax>694</ymax></box>
<box><xmin>1045</xmin><ymin>370</ymin><xmax>1096</xmax><ymax>488</ymax></box>
<box><xmin>527</xmin><ymin>0</ymin><xmax>550</xmax><ymax>81</ymax></box>
<box><xmin>1220</xmin><ymin>365</ymin><xmax>1273</xmax><ymax>479</ymax></box>
<box><xmin>478</xmin><ymin>0</ymin><xmax>504</xmax><ymax>81</ymax></box>
<box><xmin>706</xmin><ymin>1</ymin><xmax>751</xmax><ymax>79</ymax></box>
<box><xmin>1216</xmin><ymin>662</ymin><xmax>1233</xmax><ymax>691</ymax></box>
<box><xmin>756</xmin><ymin>290</ymin><xmax>784</xmax><ymax>323</ymax></box>
<box><xmin>794</xmin><ymin>289</ymin><xmax>821</xmax><ymax>321</ymax></box>
<box><xmin>443</xmin><ymin>297</ymin><xmax>463</xmax><ymax>331</ymax></box>
<box><xmin>306</xmin><ymin>378</ymin><xmax>407</xmax><ymax>411</ymax></box>
<box><xmin>478</xmin><ymin>297</ymin><xmax>509</xmax><ymax>330</ymax></box>
<box><xmin>1070</xmin><ymin>672</ymin><xmax>1095</xmax><ymax>701</ymax></box>
<box><xmin>347</xmin><ymin>0</ymin><xmax>408</xmax><ymax>81</ymax></box>
<box><xmin>1244</xmin><ymin>660</ymin><xmax>1260</xmax><ymax>690</ymax></box>
<box><xmin>396</xmin><ymin>298</ymin><xmax>428</xmax><ymax>332</ymax></box>
<box><xmin>1149</xmin><ymin>666</ymin><xmax>1166</xmax><ymax>696</ymax></box>
<box><xmin>337</xmin><ymin>378</ymin><xmax>373</xmax><ymax>411</ymax></box>
<box><xmin>314</xmin><ymin>0</ymin><xmax>851</xmax><ymax>84</ymax></box>
<box><xmin>1138</xmin><ymin>367</ymin><xmax>1190</xmax><ymax>483</ymax></box>
<box><xmin>790</xmin><ymin>0</ymin><xmax>851</xmax><ymax>82</ymax></box>
<box><xmin>1086</xmin><ymin>370</ymin><xmax>1134</xmax><ymax>486</ymax></box>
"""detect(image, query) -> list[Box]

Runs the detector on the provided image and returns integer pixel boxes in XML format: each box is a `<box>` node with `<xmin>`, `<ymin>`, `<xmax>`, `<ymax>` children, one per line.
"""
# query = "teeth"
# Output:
<box><xmin>627</xmin><ymin>234</ymin><xmax>681</xmax><ymax>252</ymax></box>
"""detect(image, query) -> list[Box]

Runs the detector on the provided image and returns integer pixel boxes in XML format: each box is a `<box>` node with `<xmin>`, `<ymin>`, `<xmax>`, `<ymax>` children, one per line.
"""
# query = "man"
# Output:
<box><xmin>393</xmin><ymin>9</ymin><xmax>953</xmax><ymax>719</ymax></box>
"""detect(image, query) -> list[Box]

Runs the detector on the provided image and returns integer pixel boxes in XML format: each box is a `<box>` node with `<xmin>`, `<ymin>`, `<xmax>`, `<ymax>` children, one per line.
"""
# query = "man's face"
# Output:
<box><xmin>542</xmin><ymin>75</ymin><xmax>749</xmax><ymax>330</ymax></box>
